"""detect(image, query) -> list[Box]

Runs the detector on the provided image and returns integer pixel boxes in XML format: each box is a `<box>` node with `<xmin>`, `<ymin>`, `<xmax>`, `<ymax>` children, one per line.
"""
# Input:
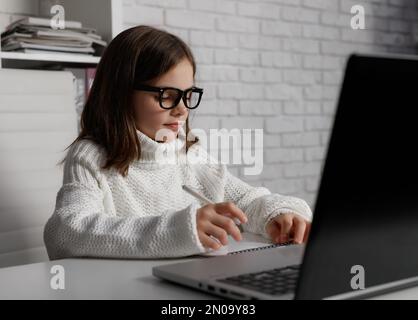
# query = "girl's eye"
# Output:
<box><xmin>162</xmin><ymin>95</ymin><xmax>176</xmax><ymax>100</ymax></box>
<box><xmin>162</xmin><ymin>89</ymin><xmax>178</xmax><ymax>100</ymax></box>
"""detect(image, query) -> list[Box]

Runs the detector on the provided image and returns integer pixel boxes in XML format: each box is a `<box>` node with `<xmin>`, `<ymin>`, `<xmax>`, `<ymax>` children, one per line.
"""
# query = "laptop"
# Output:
<box><xmin>153</xmin><ymin>53</ymin><xmax>418</xmax><ymax>300</ymax></box>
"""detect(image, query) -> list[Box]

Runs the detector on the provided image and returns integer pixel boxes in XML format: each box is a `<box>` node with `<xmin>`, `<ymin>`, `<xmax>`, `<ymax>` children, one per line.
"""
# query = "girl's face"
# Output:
<box><xmin>132</xmin><ymin>58</ymin><xmax>194</xmax><ymax>143</ymax></box>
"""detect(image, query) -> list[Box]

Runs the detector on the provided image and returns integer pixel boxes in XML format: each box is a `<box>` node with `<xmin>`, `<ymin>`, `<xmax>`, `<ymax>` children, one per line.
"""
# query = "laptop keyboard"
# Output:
<box><xmin>217</xmin><ymin>265</ymin><xmax>300</xmax><ymax>296</ymax></box>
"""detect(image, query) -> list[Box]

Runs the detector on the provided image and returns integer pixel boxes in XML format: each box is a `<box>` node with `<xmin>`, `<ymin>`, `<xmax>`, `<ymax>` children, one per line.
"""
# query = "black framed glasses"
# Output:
<box><xmin>135</xmin><ymin>84</ymin><xmax>204</xmax><ymax>110</ymax></box>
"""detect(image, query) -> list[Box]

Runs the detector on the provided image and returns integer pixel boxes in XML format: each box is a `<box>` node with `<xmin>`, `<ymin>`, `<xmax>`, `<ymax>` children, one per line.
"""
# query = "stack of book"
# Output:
<box><xmin>1</xmin><ymin>16</ymin><xmax>107</xmax><ymax>56</ymax></box>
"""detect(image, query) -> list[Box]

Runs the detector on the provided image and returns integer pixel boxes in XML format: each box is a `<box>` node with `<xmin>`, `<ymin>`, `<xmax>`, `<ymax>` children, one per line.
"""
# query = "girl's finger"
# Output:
<box><xmin>211</xmin><ymin>214</ymin><xmax>242</xmax><ymax>242</ymax></box>
<box><xmin>204</xmin><ymin>223</ymin><xmax>229</xmax><ymax>246</ymax></box>
<box><xmin>215</xmin><ymin>202</ymin><xmax>248</xmax><ymax>224</ymax></box>
<box><xmin>278</xmin><ymin>214</ymin><xmax>293</xmax><ymax>235</ymax></box>
<box><xmin>199</xmin><ymin>232</ymin><xmax>222</xmax><ymax>250</ymax></box>
<box><xmin>292</xmin><ymin>216</ymin><xmax>306</xmax><ymax>244</ymax></box>
<box><xmin>266</xmin><ymin>219</ymin><xmax>281</xmax><ymax>243</ymax></box>
<box><xmin>277</xmin><ymin>215</ymin><xmax>293</xmax><ymax>243</ymax></box>
<box><xmin>303</xmin><ymin>222</ymin><xmax>312</xmax><ymax>243</ymax></box>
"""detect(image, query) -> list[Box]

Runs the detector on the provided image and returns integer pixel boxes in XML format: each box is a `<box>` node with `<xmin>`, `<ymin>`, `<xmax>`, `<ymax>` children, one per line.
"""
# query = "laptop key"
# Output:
<box><xmin>217</xmin><ymin>264</ymin><xmax>300</xmax><ymax>296</ymax></box>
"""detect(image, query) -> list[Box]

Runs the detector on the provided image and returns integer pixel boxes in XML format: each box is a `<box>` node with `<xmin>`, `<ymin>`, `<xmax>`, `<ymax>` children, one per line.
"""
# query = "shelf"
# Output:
<box><xmin>0</xmin><ymin>51</ymin><xmax>100</xmax><ymax>64</ymax></box>
<box><xmin>0</xmin><ymin>51</ymin><xmax>101</xmax><ymax>68</ymax></box>
<box><xmin>0</xmin><ymin>0</ymin><xmax>123</xmax><ymax>69</ymax></box>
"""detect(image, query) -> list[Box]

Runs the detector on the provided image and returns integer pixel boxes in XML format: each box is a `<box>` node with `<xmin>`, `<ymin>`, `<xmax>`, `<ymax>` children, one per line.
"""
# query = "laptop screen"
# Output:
<box><xmin>297</xmin><ymin>54</ymin><xmax>418</xmax><ymax>299</ymax></box>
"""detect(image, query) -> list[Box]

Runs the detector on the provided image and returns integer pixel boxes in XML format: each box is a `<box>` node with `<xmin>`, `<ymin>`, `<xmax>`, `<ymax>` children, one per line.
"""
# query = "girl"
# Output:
<box><xmin>44</xmin><ymin>26</ymin><xmax>313</xmax><ymax>260</ymax></box>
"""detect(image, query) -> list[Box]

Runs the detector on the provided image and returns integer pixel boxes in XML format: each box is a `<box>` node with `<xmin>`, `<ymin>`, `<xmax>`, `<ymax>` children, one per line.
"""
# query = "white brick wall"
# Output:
<box><xmin>121</xmin><ymin>0</ymin><xmax>418</xmax><ymax>208</ymax></box>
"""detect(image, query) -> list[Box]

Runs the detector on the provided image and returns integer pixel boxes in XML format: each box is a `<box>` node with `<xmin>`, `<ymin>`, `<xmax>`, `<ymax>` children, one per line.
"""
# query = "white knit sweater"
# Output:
<box><xmin>44</xmin><ymin>128</ymin><xmax>313</xmax><ymax>260</ymax></box>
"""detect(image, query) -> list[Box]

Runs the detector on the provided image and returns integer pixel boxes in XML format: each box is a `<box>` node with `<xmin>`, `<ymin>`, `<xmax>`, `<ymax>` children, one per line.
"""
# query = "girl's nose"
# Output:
<box><xmin>172</xmin><ymin>99</ymin><xmax>188</xmax><ymax>115</ymax></box>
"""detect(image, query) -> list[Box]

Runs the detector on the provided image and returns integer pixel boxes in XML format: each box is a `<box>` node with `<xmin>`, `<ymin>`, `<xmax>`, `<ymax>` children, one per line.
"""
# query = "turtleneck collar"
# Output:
<box><xmin>136</xmin><ymin>126</ymin><xmax>188</xmax><ymax>164</ymax></box>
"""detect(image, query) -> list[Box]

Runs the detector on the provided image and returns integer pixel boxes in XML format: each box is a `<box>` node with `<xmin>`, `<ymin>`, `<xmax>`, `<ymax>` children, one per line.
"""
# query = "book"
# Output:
<box><xmin>199</xmin><ymin>232</ymin><xmax>287</xmax><ymax>257</ymax></box>
<box><xmin>6</xmin><ymin>16</ymin><xmax>82</xmax><ymax>31</ymax></box>
<box><xmin>11</xmin><ymin>48</ymin><xmax>93</xmax><ymax>57</ymax></box>
<box><xmin>36</xmin><ymin>30</ymin><xmax>106</xmax><ymax>47</ymax></box>
<box><xmin>2</xmin><ymin>41</ymin><xmax>95</xmax><ymax>54</ymax></box>
<box><xmin>1</xmin><ymin>28</ymin><xmax>106</xmax><ymax>48</ymax></box>
<box><xmin>4</xmin><ymin>24</ymin><xmax>98</xmax><ymax>36</ymax></box>
<box><xmin>1</xmin><ymin>16</ymin><xmax>107</xmax><ymax>56</ymax></box>
<box><xmin>3</xmin><ymin>37</ymin><xmax>93</xmax><ymax>48</ymax></box>
<box><xmin>0</xmin><ymin>32</ymin><xmax>32</xmax><ymax>42</ymax></box>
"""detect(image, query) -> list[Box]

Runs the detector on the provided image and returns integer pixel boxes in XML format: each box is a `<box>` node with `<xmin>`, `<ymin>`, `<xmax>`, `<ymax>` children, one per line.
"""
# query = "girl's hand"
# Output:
<box><xmin>266</xmin><ymin>213</ymin><xmax>311</xmax><ymax>245</ymax></box>
<box><xmin>196</xmin><ymin>202</ymin><xmax>248</xmax><ymax>250</ymax></box>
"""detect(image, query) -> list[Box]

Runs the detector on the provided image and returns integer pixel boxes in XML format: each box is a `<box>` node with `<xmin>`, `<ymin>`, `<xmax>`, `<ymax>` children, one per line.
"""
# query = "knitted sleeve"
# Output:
<box><xmin>222</xmin><ymin>165</ymin><xmax>313</xmax><ymax>239</ymax></box>
<box><xmin>43</xmin><ymin>144</ymin><xmax>205</xmax><ymax>260</ymax></box>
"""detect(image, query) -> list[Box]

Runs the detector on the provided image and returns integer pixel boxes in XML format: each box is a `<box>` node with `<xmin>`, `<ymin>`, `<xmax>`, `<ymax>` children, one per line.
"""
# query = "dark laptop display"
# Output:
<box><xmin>296</xmin><ymin>54</ymin><xmax>418</xmax><ymax>299</ymax></box>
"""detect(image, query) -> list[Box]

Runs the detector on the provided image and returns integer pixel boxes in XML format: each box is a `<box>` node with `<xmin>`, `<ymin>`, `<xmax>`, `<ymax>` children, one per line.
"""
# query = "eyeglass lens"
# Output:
<box><xmin>161</xmin><ymin>88</ymin><xmax>200</xmax><ymax>109</ymax></box>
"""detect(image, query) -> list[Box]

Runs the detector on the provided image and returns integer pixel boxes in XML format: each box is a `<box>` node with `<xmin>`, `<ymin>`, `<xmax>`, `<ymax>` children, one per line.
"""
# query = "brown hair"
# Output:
<box><xmin>66</xmin><ymin>25</ymin><xmax>198</xmax><ymax>176</ymax></box>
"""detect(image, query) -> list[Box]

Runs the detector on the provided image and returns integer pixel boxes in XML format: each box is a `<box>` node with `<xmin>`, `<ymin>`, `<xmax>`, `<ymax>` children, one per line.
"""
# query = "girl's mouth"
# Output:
<box><xmin>164</xmin><ymin>122</ymin><xmax>184</xmax><ymax>131</ymax></box>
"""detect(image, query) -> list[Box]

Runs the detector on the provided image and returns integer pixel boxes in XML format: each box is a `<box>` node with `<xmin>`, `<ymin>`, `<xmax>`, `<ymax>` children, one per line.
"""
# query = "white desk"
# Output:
<box><xmin>0</xmin><ymin>257</ymin><xmax>215</xmax><ymax>300</ymax></box>
<box><xmin>0</xmin><ymin>258</ymin><xmax>417</xmax><ymax>300</ymax></box>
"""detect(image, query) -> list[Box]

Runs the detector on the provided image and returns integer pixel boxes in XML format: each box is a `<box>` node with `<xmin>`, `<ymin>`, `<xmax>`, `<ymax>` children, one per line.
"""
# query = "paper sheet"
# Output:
<box><xmin>198</xmin><ymin>232</ymin><xmax>276</xmax><ymax>257</ymax></box>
